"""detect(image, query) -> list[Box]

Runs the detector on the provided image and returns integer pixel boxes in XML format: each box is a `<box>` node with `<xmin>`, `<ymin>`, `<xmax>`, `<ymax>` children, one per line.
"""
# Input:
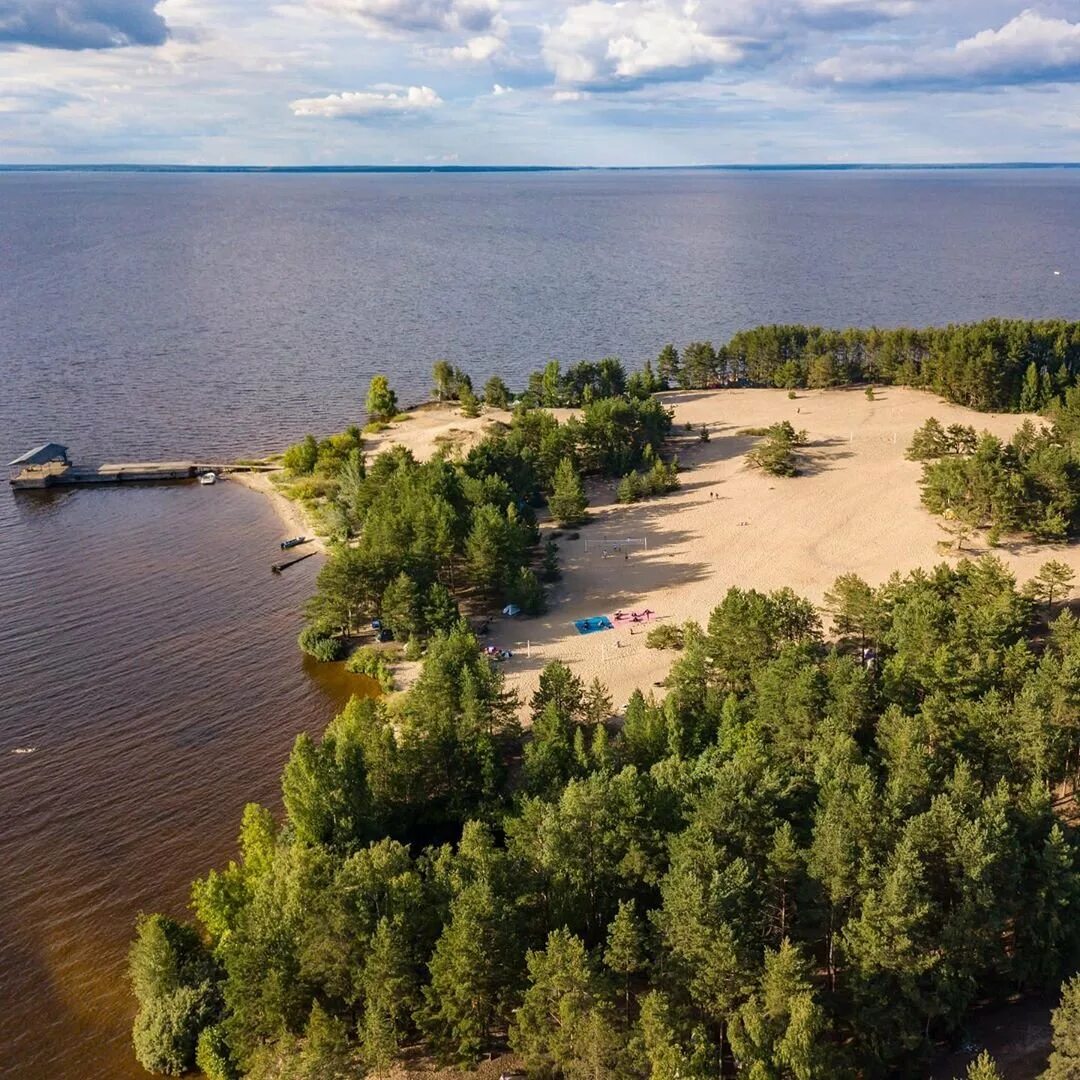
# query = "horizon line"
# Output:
<box><xmin>2</xmin><ymin>161</ymin><xmax>1079</xmax><ymax>174</ymax></box>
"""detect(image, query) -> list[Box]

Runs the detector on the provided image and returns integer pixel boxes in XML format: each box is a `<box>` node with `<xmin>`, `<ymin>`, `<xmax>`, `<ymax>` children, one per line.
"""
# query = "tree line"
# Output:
<box><xmin>910</xmin><ymin>386</ymin><xmax>1080</xmax><ymax>542</ymax></box>
<box><xmin>654</xmin><ymin>319</ymin><xmax>1080</xmax><ymax>412</ymax></box>
<box><xmin>132</xmin><ymin>557</ymin><xmax>1080</xmax><ymax>1078</ymax></box>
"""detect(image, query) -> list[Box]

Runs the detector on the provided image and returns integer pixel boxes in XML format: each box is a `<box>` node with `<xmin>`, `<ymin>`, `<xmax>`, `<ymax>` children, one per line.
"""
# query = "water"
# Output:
<box><xmin>0</xmin><ymin>168</ymin><xmax>1077</xmax><ymax>1079</ymax></box>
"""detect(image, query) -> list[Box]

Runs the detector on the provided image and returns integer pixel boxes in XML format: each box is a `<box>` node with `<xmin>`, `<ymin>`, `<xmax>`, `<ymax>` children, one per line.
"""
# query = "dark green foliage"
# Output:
<box><xmin>139</xmin><ymin>554</ymin><xmax>1080</xmax><ymax>1079</ymax></box>
<box><xmin>645</xmin><ymin>623</ymin><xmax>684</xmax><ymax>650</ymax></box>
<box><xmin>745</xmin><ymin>421</ymin><xmax>808</xmax><ymax>477</ymax></box>
<box><xmin>344</xmin><ymin>646</ymin><xmax>395</xmax><ymax>691</ymax></box>
<box><xmin>130</xmin><ymin>913</ymin><xmax>220</xmax><ymax>1075</ymax></box>
<box><xmin>296</xmin><ymin>624</ymin><xmax>346</xmax><ymax>662</ymax></box>
<box><xmin>915</xmin><ymin>397</ymin><xmax>1080</xmax><ymax>539</ymax></box>
<box><xmin>548</xmin><ymin>457</ymin><xmax>588</xmax><ymax>526</ymax></box>
<box><xmin>715</xmin><ymin>319</ymin><xmax>1080</xmax><ymax>411</ymax></box>
<box><xmin>618</xmin><ymin>453</ymin><xmax>679</xmax><ymax>504</ymax></box>
<box><xmin>482</xmin><ymin>374</ymin><xmax>511</xmax><ymax>409</ymax></box>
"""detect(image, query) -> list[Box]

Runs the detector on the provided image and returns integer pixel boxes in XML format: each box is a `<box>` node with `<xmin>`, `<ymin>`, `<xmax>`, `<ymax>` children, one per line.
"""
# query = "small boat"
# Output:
<box><xmin>199</xmin><ymin>472</ymin><xmax>217</xmax><ymax>485</ymax></box>
<box><xmin>280</xmin><ymin>536</ymin><xmax>307</xmax><ymax>550</ymax></box>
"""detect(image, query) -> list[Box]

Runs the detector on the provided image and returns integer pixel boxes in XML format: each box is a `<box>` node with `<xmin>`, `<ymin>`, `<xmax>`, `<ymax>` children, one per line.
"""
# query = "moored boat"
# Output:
<box><xmin>280</xmin><ymin>536</ymin><xmax>307</xmax><ymax>550</ymax></box>
<box><xmin>199</xmin><ymin>472</ymin><xmax>217</xmax><ymax>485</ymax></box>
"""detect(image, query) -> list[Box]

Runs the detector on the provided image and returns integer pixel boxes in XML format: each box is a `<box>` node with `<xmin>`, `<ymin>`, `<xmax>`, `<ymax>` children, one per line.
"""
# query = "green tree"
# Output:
<box><xmin>365</xmin><ymin>375</ymin><xmax>399</xmax><ymax>422</ymax></box>
<box><xmin>432</xmin><ymin>359</ymin><xmax>456</xmax><ymax>401</ymax></box>
<box><xmin>656</xmin><ymin>344</ymin><xmax>680</xmax><ymax>388</ymax></box>
<box><xmin>964</xmin><ymin>1050</ymin><xmax>1005</xmax><ymax>1080</ymax></box>
<box><xmin>605</xmin><ymin>900</ymin><xmax>645</xmax><ymax>1020</ymax></box>
<box><xmin>728</xmin><ymin>940</ymin><xmax>828</xmax><ymax>1080</ymax></box>
<box><xmin>824</xmin><ymin>573</ymin><xmax>885</xmax><ymax>655</ymax></box>
<box><xmin>483</xmin><ymin>374</ymin><xmax>511</xmax><ymax>409</ymax></box>
<box><xmin>907</xmin><ymin>417</ymin><xmax>949</xmax><ymax>461</ymax></box>
<box><xmin>548</xmin><ymin>457</ymin><xmax>589</xmax><ymax>526</ymax></box>
<box><xmin>460</xmin><ymin>384</ymin><xmax>481</xmax><ymax>418</ymax></box>
<box><xmin>129</xmin><ymin>914</ymin><xmax>218</xmax><ymax>1076</ymax></box>
<box><xmin>195</xmin><ymin>1024</ymin><xmax>237</xmax><ymax>1080</ymax></box>
<box><xmin>283</xmin><ymin>434</ymin><xmax>319</xmax><ymax>475</ymax></box>
<box><xmin>1045</xmin><ymin>975</ymin><xmax>1080</xmax><ymax>1080</ymax></box>
<box><xmin>1020</xmin><ymin>361</ymin><xmax>1042</xmax><ymax>412</ymax></box>
<box><xmin>1025</xmin><ymin>560</ymin><xmax>1076</xmax><ymax>612</ymax></box>
<box><xmin>418</xmin><ymin>880</ymin><xmax>519</xmax><ymax>1065</ymax></box>
<box><xmin>381</xmin><ymin>570</ymin><xmax>423</xmax><ymax>640</ymax></box>
<box><xmin>511</xmin><ymin>928</ymin><xmax>620</xmax><ymax>1077</ymax></box>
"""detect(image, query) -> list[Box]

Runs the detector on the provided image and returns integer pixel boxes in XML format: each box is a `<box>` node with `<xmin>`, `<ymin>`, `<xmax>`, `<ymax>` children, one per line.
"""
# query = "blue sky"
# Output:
<box><xmin>1</xmin><ymin>0</ymin><xmax>1079</xmax><ymax>164</ymax></box>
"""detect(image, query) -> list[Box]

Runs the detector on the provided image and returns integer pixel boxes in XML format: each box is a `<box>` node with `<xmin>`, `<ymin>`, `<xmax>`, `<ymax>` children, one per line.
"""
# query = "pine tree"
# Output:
<box><xmin>1020</xmin><ymin>361</ymin><xmax>1042</xmax><ymax>412</ymax></box>
<box><xmin>604</xmin><ymin>900</ymin><xmax>645</xmax><ymax>1020</ymax></box>
<box><xmin>1025</xmin><ymin>560</ymin><xmax>1076</xmax><ymax>612</ymax></box>
<box><xmin>656</xmin><ymin>344</ymin><xmax>680</xmax><ymax>388</ymax></box>
<box><xmin>483</xmin><ymin>375</ymin><xmax>511</xmax><ymax>409</ymax></box>
<box><xmin>964</xmin><ymin>1049</ymin><xmax>1005</xmax><ymax>1079</ymax></box>
<box><xmin>418</xmin><ymin>881</ymin><xmax>517</xmax><ymax>1065</ymax></box>
<box><xmin>548</xmin><ymin>457</ymin><xmax>588</xmax><ymax>526</ymax></box>
<box><xmin>380</xmin><ymin>571</ymin><xmax>422</xmax><ymax>640</ymax></box>
<box><xmin>1045</xmin><ymin>975</ymin><xmax>1080</xmax><ymax>1079</ymax></box>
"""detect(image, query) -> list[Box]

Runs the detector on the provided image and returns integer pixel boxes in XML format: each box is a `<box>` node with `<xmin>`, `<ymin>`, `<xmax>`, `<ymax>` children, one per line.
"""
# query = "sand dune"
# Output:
<box><xmin>481</xmin><ymin>386</ymin><xmax>1070</xmax><ymax>714</ymax></box>
<box><xmin>254</xmin><ymin>388</ymin><xmax>1075</xmax><ymax>716</ymax></box>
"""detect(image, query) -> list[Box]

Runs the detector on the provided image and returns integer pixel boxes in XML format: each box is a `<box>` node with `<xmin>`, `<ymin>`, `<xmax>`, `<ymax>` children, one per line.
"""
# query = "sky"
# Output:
<box><xmin>1</xmin><ymin>0</ymin><xmax>1079</xmax><ymax>164</ymax></box>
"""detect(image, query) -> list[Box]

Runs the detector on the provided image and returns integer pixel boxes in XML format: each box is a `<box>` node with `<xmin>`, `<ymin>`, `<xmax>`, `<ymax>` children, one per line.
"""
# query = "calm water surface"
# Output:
<box><xmin>1</xmin><ymin>169</ymin><xmax>1078</xmax><ymax>1079</ymax></box>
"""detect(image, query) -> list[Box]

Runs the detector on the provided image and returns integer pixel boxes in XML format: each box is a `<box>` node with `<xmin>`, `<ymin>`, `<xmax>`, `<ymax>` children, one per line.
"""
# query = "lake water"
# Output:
<box><xmin>1</xmin><ymin>168</ymin><xmax>1077</xmax><ymax>1079</ymax></box>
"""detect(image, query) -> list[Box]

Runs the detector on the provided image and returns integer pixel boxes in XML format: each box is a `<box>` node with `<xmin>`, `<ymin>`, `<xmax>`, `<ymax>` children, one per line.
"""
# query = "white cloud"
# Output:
<box><xmin>491</xmin><ymin>81</ymin><xmax>511</xmax><ymax>94</ymax></box>
<box><xmin>552</xmin><ymin>88</ymin><xmax>588</xmax><ymax>102</ymax></box>
<box><xmin>543</xmin><ymin>0</ymin><xmax>745</xmax><ymax>89</ymax></box>
<box><xmin>289</xmin><ymin>83</ymin><xmax>443</xmax><ymax>116</ymax></box>
<box><xmin>815</xmin><ymin>9</ymin><xmax>1080</xmax><ymax>89</ymax></box>
<box><xmin>425</xmin><ymin>30</ymin><xmax>503</xmax><ymax>61</ymax></box>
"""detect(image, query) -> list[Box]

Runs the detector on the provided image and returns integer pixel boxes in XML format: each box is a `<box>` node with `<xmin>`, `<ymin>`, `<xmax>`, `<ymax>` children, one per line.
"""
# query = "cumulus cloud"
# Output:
<box><xmin>539</xmin><ymin>0</ymin><xmax>928</xmax><ymax>91</ymax></box>
<box><xmin>424</xmin><ymin>30</ymin><xmax>502</xmax><ymax>61</ymax></box>
<box><xmin>491</xmin><ymin>81</ymin><xmax>511</xmax><ymax>94</ymax></box>
<box><xmin>289</xmin><ymin>83</ymin><xmax>443</xmax><ymax>117</ymax></box>
<box><xmin>0</xmin><ymin>0</ymin><xmax>168</xmax><ymax>49</ymax></box>
<box><xmin>308</xmin><ymin>0</ymin><xmax>499</xmax><ymax>36</ymax></box>
<box><xmin>814</xmin><ymin>8</ymin><xmax>1080</xmax><ymax>89</ymax></box>
<box><xmin>542</xmin><ymin>0</ymin><xmax>746</xmax><ymax>90</ymax></box>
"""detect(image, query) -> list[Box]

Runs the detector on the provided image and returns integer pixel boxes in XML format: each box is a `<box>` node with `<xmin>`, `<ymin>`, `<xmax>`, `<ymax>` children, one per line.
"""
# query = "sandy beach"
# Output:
<box><xmin>229</xmin><ymin>470</ymin><xmax>327</xmax><ymax>555</ymax></box>
<box><xmin>349</xmin><ymin>388</ymin><xmax>1076</xmax><ymax>714</ymax></box>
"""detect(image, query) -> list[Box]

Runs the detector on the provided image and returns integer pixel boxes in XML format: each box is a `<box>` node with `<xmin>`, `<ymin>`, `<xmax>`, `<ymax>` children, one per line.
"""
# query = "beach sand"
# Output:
<box><xmin>229</xmin><ymin>470</ymin><xmax>327</xmax><ymax>555</ymax></box>
<box><xmin>252</xmin><ymin>388</ymin><xmax>1075</xmax><ymax>718</ymax></box>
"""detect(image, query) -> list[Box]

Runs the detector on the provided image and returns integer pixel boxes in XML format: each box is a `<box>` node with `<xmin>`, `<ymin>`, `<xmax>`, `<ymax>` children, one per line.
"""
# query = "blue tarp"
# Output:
<box><xmin>575</xmin><ymin>616</ymin><xmax>613</xmax><ymax>635</ymax></box>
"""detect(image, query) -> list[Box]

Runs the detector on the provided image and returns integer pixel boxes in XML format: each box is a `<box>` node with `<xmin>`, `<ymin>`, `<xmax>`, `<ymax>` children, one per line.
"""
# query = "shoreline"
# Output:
<box><xmin>228</xmin><ymin>470</ymin><xmax>327</xmax><ymax>555</ymax></box>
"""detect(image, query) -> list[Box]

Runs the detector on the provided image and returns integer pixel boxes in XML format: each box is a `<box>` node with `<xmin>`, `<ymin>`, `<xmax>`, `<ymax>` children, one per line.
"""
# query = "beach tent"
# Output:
<box><xmin>502</xmin><ymin>604</ymin><xmax>521</xmax><ymax>616</ymax></box>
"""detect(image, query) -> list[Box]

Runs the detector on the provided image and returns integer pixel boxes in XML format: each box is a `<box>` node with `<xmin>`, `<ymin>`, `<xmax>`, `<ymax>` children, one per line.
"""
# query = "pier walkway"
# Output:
<box><xmin>8</xmin><ymin>444</ymin><xmax>274</xmax><ymax>490</ymax></box>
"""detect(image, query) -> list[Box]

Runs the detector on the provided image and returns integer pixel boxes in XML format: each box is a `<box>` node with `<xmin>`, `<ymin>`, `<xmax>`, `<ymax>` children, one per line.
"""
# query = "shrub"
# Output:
<box><xmin>133</xmin><ymin>984</ymin><xmax>215</xmax><ymax>1076</ymax></box>
<box><xmin>298</xmin><ymin>624</ymin><xmax>347</xmax><ymax>662</ymax></box>
<box><xmin>646</xmin><ymin>624</ymin><xmax>684</xmax><ymax>650</ymax></box>
<box><xmin>617</xmin><ymin>472</ymin><xmax>642</xmax><ymax>504</ymax></box>
<box><xmin>345</xmin><ymin>646</ymin><xmax>396</xmax><ymax>691</ymax></box>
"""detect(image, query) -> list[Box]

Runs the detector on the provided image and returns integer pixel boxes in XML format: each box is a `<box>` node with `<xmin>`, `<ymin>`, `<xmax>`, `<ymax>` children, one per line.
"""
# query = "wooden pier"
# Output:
<box><xmin>8</xmin><ymin>444</ymin><xmax>274</xmax><ymax>490</ymax></box>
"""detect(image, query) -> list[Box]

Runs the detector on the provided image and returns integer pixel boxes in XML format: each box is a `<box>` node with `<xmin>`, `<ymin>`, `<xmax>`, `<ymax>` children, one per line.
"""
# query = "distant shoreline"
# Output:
<box><xmin>2</xmin><ymin>162</ymin><xmax>1079</xmax><ymax>175</ymax></box>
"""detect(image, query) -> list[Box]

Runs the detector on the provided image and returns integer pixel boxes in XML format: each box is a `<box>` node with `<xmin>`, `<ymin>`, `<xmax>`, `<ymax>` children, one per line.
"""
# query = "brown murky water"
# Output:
<box><xmin>0</xmin><ymin>479</ymin><xmax>374</xmax><ymax>1079</ymax></box>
